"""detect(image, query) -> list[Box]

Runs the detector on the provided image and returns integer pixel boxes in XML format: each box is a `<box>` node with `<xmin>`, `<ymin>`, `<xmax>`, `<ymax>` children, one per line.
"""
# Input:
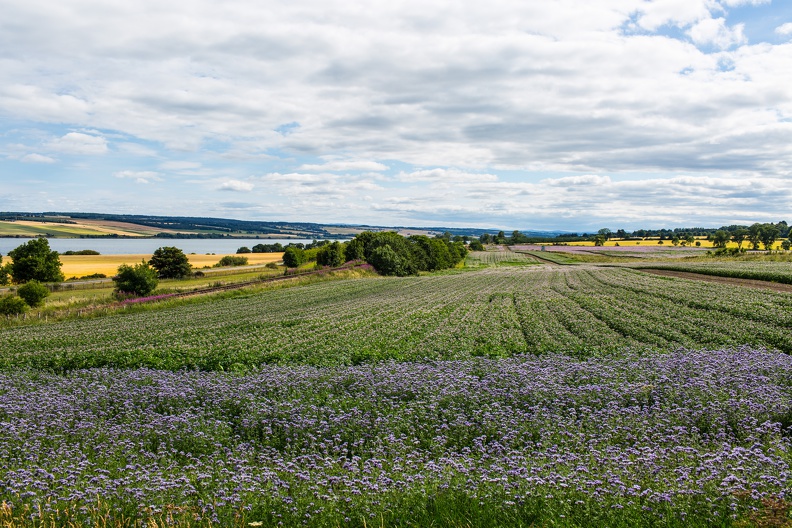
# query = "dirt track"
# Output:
<box><xmin>640</xmin><ymin>269</ymin><xmax>792</xmax><ymax>294</ymax></box>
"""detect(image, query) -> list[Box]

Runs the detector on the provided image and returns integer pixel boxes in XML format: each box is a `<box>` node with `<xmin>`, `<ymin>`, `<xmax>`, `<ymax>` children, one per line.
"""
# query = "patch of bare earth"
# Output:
<box><xmin>640</xmin><ymin>269</ymin><xmax>792</xmax><ymax>293</ymax></box>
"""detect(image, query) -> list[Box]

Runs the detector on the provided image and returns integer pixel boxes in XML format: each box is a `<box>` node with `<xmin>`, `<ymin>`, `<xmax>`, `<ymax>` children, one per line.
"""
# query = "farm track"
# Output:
<box><xmin>640</xmin><ymin>268</ymin><xmax>792</xmax><ymax>293</ymax></box>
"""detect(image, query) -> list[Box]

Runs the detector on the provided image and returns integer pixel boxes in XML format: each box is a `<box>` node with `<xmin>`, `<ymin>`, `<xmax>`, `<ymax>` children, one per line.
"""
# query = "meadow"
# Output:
<box><xmin>1</xmin><ymin>250</ymin><xmax>792</xmax><ymax>526</ymax></box>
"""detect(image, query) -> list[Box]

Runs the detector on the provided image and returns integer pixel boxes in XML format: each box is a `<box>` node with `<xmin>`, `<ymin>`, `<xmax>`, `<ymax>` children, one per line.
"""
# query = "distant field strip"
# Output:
<box><xmin>465</xmin><ymin>250</ymin><xmax>539</xmax><ymax>266</ymax></box>
<box><xmin>2</xmin><ymin>267</ymin><xmax>792</xmax><ymax>371</ymax></box>
<box><xmin>635</xmin><ymin>260</ymin><xmax>792</xmax><ymax>284</ymax></box>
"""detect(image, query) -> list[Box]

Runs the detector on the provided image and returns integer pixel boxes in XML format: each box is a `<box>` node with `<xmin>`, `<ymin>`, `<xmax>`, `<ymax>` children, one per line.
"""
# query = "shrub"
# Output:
<box><xmin>236</xmin><ymin>247</ymin><xmax>251</xmax><ymax>254</ymax></box>
<box><xmin>215</xmin><ymin>255</ymin><xmax>249</xmax><ymax>267</ymax></box>
<box><xmin>16</xmin><ymin>280</ymin><xmax>49</xmax><ymax>307</ymax></box>
<box><xmin>113</xmin><ymin>261</ymin><xmax>159</xmax><ymax>296</ymax></box>
<box><xmin>282</xmin><ymin>247</ymin><xmax>305</xmax><ymax>268</ymax></box>
<box><xmin>265</xmin><ymin>262</ymin><xmax>279</xmax><ymax>269</ymax></box>
<box><xmin>0</xmin><ymin>294</ymin><xmax>28</xmax><ymax>316</ymax></box>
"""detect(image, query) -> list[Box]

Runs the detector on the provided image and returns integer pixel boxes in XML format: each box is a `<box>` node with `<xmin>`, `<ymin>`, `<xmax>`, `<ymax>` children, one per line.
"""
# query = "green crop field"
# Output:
<box><xmin>634</xmin><ymin>259</ymin><xmax>792</xmax><ymax>284</ymax></box>
<box><xmin>3</xmin><ymin>266</ymin><xmax>791</xmax><ymax>372</ymax></box>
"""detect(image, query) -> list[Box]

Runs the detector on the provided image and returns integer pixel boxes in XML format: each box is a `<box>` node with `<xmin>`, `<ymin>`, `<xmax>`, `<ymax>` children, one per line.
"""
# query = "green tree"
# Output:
<box><xmin>712</xmin><ymin>230</ymin><xmax>730</xmax><ymax>249</ymax></box>
<box><xmin>598</xmin><ymin>228</ymin><xmax>612</xmax><ymax>241</ymax></box>
<box><xmin>686</xmin><ymin>235</ymin><xmax>695</xmax><ymax>246</ymax></box>
<box><xmin>782</xmin><ymin>239</ymin><xmax>791</xmax><ymax>251</ymax></box>
<box><xmin>7</xmin><ymin>238</ymin><xmax>64</xmax><ymax>283</ymax></box>
<box><xmin>759</xmin><ymin>224</ymin><xmax>780</xmax><ymax>251</ymax></box>
<box><xmin>748</xmin><ymin>223</ymin><xmax>762</xmax><ymax>250</ymax></box>
<box><xmin>732</xmin><ymin>229</ymin><xmax>749</xmax><ymax>250</ymax></box>
<box><xmin>149</xmin><ymin>246</ymin><xmax>192</xmax><ymax>278</ymax></box>
<box><xmin>671</xmin><ymin>236</ymin><xmax>680</xmax><ymax>246</ymax></box>
<box><xmin>369</xmin><ymin>245</ymin><xmax>410</xmax><ymax>276</ymax></box>
<box><xmin>282</xmin><ymin>247</ymin><xmax>305</xmax><ymax>268</ymax></box>
<box><xmin>468</xmin><ymin>239</ymin><xmax>485</xmax><ymax>251</ymax></box>
<box><xmin>17</xmin><ymin>280</ymin><xmax>49</xmax><ymax>307</ymax></box>
<box><xmin>0</xmin><ymin>254</ymin><xmax>9</xmax><ymax>286</ymax></box>
<box><xmin>236</xmin><ymin>246</ymin><xmax>251</xmax><ymax>254</ymax></box>
<box><xmin>113</xmin><ymin>261</ymin><xmax>159</xmax><ymax>296</ymax></box>
<box><xmin>593</xmin><ymin>235</ymin><xmax>606</xmax><ymax>246</ymax></box>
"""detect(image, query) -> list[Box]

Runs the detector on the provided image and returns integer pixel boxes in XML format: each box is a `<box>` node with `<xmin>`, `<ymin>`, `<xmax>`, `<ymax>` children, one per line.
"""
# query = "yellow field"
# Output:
<box><xmin>58</xmin><ymin>253</ymin><xmax>283</xmax><ymax>277</ymax></box>
<box><xmin>564</xmin><ymin>238</ymin><xmax>785</xmax><ymax>250</ymax></box>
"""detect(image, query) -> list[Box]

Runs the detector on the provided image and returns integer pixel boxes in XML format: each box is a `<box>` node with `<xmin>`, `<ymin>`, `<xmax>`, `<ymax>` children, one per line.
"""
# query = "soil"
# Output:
<box><xmin>640</xmin><ymin>269</ymin><xmax>792</xmax><ymax>294</ymax></box>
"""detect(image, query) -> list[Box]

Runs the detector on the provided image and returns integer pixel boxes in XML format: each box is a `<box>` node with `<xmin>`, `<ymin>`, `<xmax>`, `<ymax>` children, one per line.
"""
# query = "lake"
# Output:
<box><xmin>0</xmin><ymin>238</ymin><xmax>328</xmax><ymax>255</ymax></box>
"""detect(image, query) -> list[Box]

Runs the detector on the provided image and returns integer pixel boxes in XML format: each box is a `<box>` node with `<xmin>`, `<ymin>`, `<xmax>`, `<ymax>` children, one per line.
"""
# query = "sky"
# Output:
<box><xmin>1</xmin><ymin>0</ymin><xmax>791</xmax><ymax>232</ymax></box>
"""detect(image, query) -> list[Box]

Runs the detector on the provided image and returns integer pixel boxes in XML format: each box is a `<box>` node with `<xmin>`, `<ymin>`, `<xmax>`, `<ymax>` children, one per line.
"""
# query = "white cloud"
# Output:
<box><xmin>396</xmin><ymin>169</ymin><xmax>499</xmax><ymax>183</ymax></box>
<box><xmin>20</xmin><ymin>153</ymin><xmax>56</xmax><ymax>163</ymax></box>
<box><xmin>543</xmin><ymin>175</ymin><xmax>612</xmax><ymax>187</ymax></box>
<box><xmin>1</xmin><ymin>0</ymin><xmax>791</xmax><ymax>229</ymax></box>
<box><xmin>113</xmin><ymin>170</ymin><xmax>162</xmax><ymax>184</ymax></box>
<box><xmin>298</xmin><ymin>160</ymin><xmax>389</xmax><ymax>172</ymax></box>
<box><xmin>48</xmin><ymin>132</ymin><xmax>108</xmax><ymax>155</ymax></box>
<box><xmin>776</xmin><ymin>23</ymin><xmax>792</xmax><ymax>36</ymax></box>
<box><xmin>160</xmin><ymin>161</ymin><xmax>203</xmax><ymax>171</ymax></box>
<box><xmin>218</xmin><ymin>179</ymin><xmax>254</xmax><ymax>192</ymax></box>
<box><xmin>688</xmin><ymin>18</ymin><xmax>746</xmax><ymax>49</ymax></box>
<box><xmin>634</xmin><ymin>0</ymin><xmax>716</xmax><ymax>31</ymax></box>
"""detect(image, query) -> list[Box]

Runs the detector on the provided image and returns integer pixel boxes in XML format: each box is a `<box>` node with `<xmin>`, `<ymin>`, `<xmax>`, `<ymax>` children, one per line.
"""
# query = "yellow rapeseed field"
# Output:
<box><xmin>58</xmin><ymin>253</ymin><xmax>283</xmax><ymax>277</ymax></box>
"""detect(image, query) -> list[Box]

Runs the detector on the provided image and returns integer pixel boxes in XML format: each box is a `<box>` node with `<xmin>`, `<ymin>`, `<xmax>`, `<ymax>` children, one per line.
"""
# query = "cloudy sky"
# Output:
<box><xmin>1</xmin><ymin>0</ymin><xmax>791</xmax><ymax>231</ymax></box>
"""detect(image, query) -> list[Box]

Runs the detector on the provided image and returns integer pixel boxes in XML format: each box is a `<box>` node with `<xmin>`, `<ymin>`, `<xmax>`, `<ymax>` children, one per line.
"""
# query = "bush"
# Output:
<box><xmin>62</xmin><ymin>250</ymin><xmax>101</xmax><ymax>255</ymax></box>
<box><xmin>282</xmin><ymin>247</ymin><xmax>305</xmax><ymax>268</ymax></box>
<box><xmin>17</xmin><ymin>280</ymin><xmax>49</xmax><ymax>307</ymax></box>
<box><xmin>316</xmin><ymin>242</ymin><xmax>345</xmax><ymax>267</ymax></box>
<box><xmin>215</xmin><ymin>255</ymin><xmax>249</xmax><ymax>267</ymax></box>
<box><xmin>236</xmin><ymin>247</ymin><xmax>251</xmax><ymax>254</ymax></box>
<box><xmin>0</xmin><ymin>294</ymin><xmax>28</xmax><ymax>316</ymax></box>
<box><xmin>113</xmin><ymin>261</ymin><xmax>159</xmax><ymax>296</ymax></box>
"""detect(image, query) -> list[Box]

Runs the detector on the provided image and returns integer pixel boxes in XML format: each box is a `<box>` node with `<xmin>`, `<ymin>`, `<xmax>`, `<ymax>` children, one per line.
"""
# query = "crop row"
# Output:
<box><xmin>635</xmin><ymin>260</ymin><xmax>792</xmax><ymax>284</ymax></box>
<box><xmin>464</xmin><ymin>250</ymin><xmax>538</xmax><ymax>266</ymax></box>
<box><xmin>0</xmin><ymin>348</ymin><xmax>789</xmax><ymax>526</ymax></box>
<box><xmin>2</xmin><ymin>267</ymin><xmax>792</xmax><ymax>371</ymax></box>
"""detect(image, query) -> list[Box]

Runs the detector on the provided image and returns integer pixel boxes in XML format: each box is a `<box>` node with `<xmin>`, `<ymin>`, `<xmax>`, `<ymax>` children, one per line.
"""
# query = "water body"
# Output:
<box><xmin>0</xmin><ymin>238</ymin><xmax>328</xmax><ymax>255</ymax></box>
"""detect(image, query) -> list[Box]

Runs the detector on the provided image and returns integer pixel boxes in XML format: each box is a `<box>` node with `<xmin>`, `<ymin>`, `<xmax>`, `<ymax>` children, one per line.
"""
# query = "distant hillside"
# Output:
<box><xmin>0</xmin><ymin>212</ymin><xmax>566</xmax><ymax>239</ymax></box>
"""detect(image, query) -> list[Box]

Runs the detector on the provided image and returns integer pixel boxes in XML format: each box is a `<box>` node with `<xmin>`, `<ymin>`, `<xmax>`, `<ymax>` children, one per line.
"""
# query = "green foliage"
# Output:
<box><xmin>236</xmin><ymin>246</ymin><xmax>252</xmax><ymax>254</ymax></box>
<box><xmin>149</xmin><ymin>246</ymin><xmax>192</xmax><ymax>279</ymax></box>
<box><xmin>215</xmin><ymin>255</ymin><xmax>249</xmax><ymax>267</ymax></box>
<box><xmin>593</xmin><ymin>235</ymin><xmax>606</xmax><ymax>246</ymax></box>
<box><xmin>711</xmin><ymin>230</ymin><xmax>730</xmax><ymax>249</ymax></box>
<box><xmin>62</xmin><ymin>249</ymin><xmax>101</xmax><ymax>255</ymax></box>
<box><xmin>16</xmin><ymin>280</ymin><xmax>49</xmax><ymax>307</ymax></box>
<box><xmin>0</xmin><ymin>254</ymin><xmax>9</xmax><ymax>286</ymax></box>
<box><xmin>7</xmin><ymin>238</ymin><xmax>65</xmax><ymax>283</ymax></box>
<box><xmin>0</xmin><ymin>294</ymin><xmax>28</xmax><ymax>315</ymax></box>
<box><xmin>113</xmin><ymin>261</ymin><xmax>159</xmax><ymax>296</ymax></box>
<box><xmin>759</xmin><ymin>224</ymin><xmax>780</xmax><ymax>251</ymax></box>
<box><xmin>282</xmin><ymin>247</ymin><xmax>305</xmax><ymax>268</ymax></box>
<box><xmin>369</xmin><ymin>245</ymin><xmax>411</xmax><ymax>276</ymax></box>
<box><xmin>316</xmin><ymin>241</ymin><xmax>345</xmax><ymax>267</ymax></box>
<box><xmin>783</xmin><ymin>239</ymin><xmax>791</xmax><ymax>251</ymax></box>
<box><xmin>347</xmin><ymin>231</ymin><xmax>466</xmax><ymax>276</ymax></box>
<box><xmin>468</xmin><ymin>239</ymin><xmax>485</xmax><ymax>251</ymax></box>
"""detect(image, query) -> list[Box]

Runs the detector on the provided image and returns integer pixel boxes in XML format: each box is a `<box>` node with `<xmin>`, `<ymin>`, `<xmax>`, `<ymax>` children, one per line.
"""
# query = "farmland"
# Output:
<box><xmin>1</xmin><ymin>250</ymin><xmax>792</xmax><ymax>526</ymax></box>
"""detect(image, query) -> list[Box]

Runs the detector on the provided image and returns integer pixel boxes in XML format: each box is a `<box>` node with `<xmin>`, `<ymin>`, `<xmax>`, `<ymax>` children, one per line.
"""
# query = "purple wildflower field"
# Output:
<box><xmin>1</xmin><ymin>347</ymin><xmax>791</xmax><ymax>526</ymax></box>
